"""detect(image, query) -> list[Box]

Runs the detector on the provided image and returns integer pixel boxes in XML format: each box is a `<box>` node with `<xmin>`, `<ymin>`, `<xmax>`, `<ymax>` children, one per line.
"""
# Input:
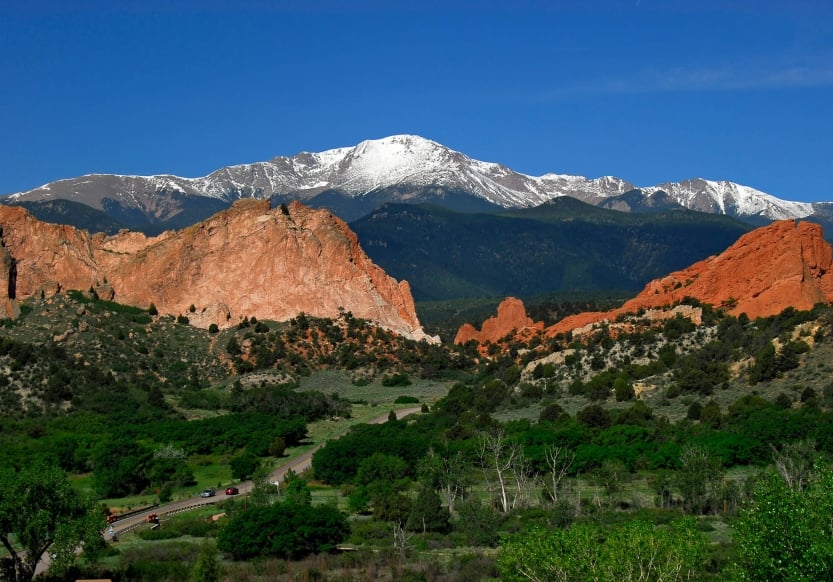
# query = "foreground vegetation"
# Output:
<box><xmin>3</xmin><ymin>291</ymin><xmax>833</xmax><ymax>580</ymax></box>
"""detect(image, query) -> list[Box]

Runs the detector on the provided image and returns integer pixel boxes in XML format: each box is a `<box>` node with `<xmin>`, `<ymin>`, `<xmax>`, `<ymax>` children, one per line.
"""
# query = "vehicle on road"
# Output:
<box><xmin>199</xmin><ymin>488</ymin><xmax>216</xmax><ymax>498</ymax></box>
<box><xmin>225</xmin><ymin>486</ymin><xmax>239</xmax><ymax>495</ymax></box>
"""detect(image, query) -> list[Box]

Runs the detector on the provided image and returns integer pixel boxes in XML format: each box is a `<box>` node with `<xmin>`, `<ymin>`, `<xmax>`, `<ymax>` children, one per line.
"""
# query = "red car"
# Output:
<box><xmin>225</xmin><ymin>486</ymin><xmax>239</xmax><ymax>495</ymax></box>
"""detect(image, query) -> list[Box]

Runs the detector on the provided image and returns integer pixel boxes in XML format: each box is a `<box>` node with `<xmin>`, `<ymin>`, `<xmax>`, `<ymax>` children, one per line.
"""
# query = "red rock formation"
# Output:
<box><xmin>546</xmin><ymin>219</ymin><xmax>833</xmax><ymax>336</ymax></box>
<box><xmin>0</xmin><ymin>200</ymin><xmax>436</xmax><ymax>342</ymax></box>
<box><xmin>454</xmin><ymin>297</ymin><xmax>543</xmax><ymax>344</ymax></box>
<box><xmin>456</xmin><ymin>220</ymin><xmax>833</xmax><ymax>345</ymax></box>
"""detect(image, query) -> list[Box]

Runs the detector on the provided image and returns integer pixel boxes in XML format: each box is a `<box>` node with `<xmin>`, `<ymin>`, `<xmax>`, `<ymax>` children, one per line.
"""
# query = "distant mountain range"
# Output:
<box><xmin>4</xmin><ymin>134</ymin><xmax>832</xmax><ymax>234</ymax></box>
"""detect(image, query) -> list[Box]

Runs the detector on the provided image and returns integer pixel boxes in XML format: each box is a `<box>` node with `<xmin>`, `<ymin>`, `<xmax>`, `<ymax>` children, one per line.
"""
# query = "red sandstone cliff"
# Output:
<box><xmin>455</xmin><ymin>220</ymin><xmax>833</xmax><ymax>344</ymax></box>
<box><xmin>454</xmin><ymin>297</ymin><xmax>543</xmax><ymax>344</ymax></box>
<box><xmin>0</xmin><ymin>200</ymin><xmax>437</xmax><ymax>342</ymax></box>
<box><xmin>546</xmin><ymin>219</ymin><xmax>833</xmax><ymax>336</ymax></box>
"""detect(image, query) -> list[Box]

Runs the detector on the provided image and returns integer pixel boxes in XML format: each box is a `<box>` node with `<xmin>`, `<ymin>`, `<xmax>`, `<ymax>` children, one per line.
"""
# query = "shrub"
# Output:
<box><xmin>394</xmin><ymin>395</ymin><xmax>419</xmax><ymax>404</ymax></box>
<box><xmin>382</xmin><ymin>373</ymin><xmax>412</xmax><ymax>387</ymax></box>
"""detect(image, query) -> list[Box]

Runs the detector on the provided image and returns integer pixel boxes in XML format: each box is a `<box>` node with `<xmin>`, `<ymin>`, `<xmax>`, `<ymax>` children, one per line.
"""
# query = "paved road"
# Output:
<box><xmin>108</xmin><ymin>406</ymin><xmax>421</xmax><ymax>537</ymax></box>
<box><xmin>35</xmin><ymin>407</ymin><xmax>421</xmax><ymax>576</ymax></box>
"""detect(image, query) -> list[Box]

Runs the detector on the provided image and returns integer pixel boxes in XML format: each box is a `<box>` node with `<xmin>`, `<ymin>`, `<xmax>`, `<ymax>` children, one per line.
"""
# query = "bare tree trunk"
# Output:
<box><xmin>543</xmin><ymin>444</ymin><xmax>574</xmax><ymax>504</ymax></box>
<box><xmin>477</xmin><ymin>431</ymin><xmax>529</xmax><ymax>513</ymax></box>
<box><xmin>772</xmin><ymin>440</ymin><xmax>816</xmax><ymax>492</ymax></box>
<box><xmin>392</xmin><ymin>521</ymin><xmax>413</xmax><ymax>562</ymax></box>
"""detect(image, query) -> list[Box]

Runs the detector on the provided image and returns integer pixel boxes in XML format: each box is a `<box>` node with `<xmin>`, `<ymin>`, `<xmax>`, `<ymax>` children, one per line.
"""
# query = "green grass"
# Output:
<box><xmin>191</xmin><ymin>459</ymin><xmax>234</xmax><ymax>491</ymax></box>
<box><xmin>298</xmin><ymin>369</ymin><xmax>450</xmax><ymax>408</ymax></box>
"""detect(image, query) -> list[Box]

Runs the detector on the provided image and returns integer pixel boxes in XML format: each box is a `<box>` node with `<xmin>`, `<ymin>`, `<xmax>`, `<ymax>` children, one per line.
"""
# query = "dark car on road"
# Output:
<box><xmin>225</xmin><ymin>486</ymin><xmax>239</xmax><ymax>495</ymax></box>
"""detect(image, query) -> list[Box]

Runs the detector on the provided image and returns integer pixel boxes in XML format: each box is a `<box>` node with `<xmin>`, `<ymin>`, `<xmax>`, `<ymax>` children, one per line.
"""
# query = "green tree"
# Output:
<box><xmin>281</xmin><ymin>469</ymin><xmax>311</xmax><ymax>506</ymax></box>
<box><xmin>356</xmin><ymin>452</ymin><xmax>409</xmax><ymax>487</ymax></box>
<box><xmin>539</xmin><ymin>403</ymin><xmax>566</xmax><ymax>423</ymax></box>
<box><xmin>417</xmin><ymin>448</ymin><xmax>470</xmax><ymax>513</ymax></box>
<box><xmin>731</xmin><ymin>465</ymin><xmax>833</xmax><ymax>581</ymax></box>
<box><xmin>699</xmin><ymin>400</ymin><xmax>723</xmax><ymax>429</ymax></box>
<box><xmin>576</xmin><ymin>404</ymin><xmax>611</xmax><ymax>429</ymax></box>
<box><xmin>0</xmin><ymin>464</ymin><xmax>103</xmax><ymax>582</ymax></box>
<box><xmin>594</xmin><ymin>458</ymin><xmax>628</xmax><ymax>508</ymax></box>
<box><xmin>405</xmin><ymin>486</ymin><xmax>450</xmax><ymax>533</ymax></box>
<box><xmin>613</xmin><ymin>377</ymin><xmax>634</xmax><ymax>402</ymax></box>
<box><xmin>229</xmin><ymin>452</ymin><xmax>259</xmax><ymax>481</ymax></box>
<box><xmin>190</xmin><ymin>541</ymin><xmax>221</xmax><ymax>582</ymax></box>
<box><xmin>454</xmin><ymin>497</ymin><xmax>503</xmax><ymax>547</ymax></box>
<box><xmin>497</xmin><ymin>518</ymin><xmax>707</xmax><ymax>582</ymax></box>
<box><xmin>675</xmin><ymin>445</ymin><xmax>724</xmax><ymax>514</ymax></box>
<box><xmin>91</xmin><ymin>437</ymin><xmax>149</xmax><ymax>498</ymax></box>
<box><xmin>686</xmin><ymin>401</ymin><xmax>702</xmax><ymax>421</ymax></box>
<box><xmin>216</xmin><ymin>502</ymin><xmax>349</xmax><ymax>560</ymax></box>
<box><xmin>248</xmin><ymin>464</ymin><xmax>279</xmax><ymax>507</ymax></box>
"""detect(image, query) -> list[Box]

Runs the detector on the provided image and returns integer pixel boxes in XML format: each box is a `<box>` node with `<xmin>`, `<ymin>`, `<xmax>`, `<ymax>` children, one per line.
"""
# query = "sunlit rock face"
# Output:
<box><xmin>0</xmin><ymin>200</ymin><xmax>435</xmax><ymax>342</ymax></box>
<box><xmin>546</xmin><ymin>219</ymin><xmax>833</xmax><ymax>336</ymax></box>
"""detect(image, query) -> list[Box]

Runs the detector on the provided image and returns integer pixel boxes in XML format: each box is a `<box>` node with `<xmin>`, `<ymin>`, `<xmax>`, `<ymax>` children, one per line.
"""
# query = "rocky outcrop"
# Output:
<box><xmin>0</xmin><ymin>200</ymin><xmax>436</xmax><ymax>342</ymax></box>
<box><xmin>454</xmin><ymin>297</ymin><xmax>543</xmax><ymax>344</ymax></box>
<box><xmin>546</xmin><ymin>219</ymin><xmax>833</xmax><ymax>336</ymax></box>
<box><xmin>456</xmin><ymin>220</ymin><xmax>833</xmax><ymax>345</ymax></box>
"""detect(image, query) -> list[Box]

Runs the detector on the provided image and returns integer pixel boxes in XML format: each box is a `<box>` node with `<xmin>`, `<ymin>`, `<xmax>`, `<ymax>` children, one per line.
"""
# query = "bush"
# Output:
<box><xmin>539</xmin><ymin>403</ymin><xmax>565</xmax><ymax>423</ymax></box>
<box><xmin>382</xmin><ymin>373</ymin><xmax>412</xmax><ymax>387</ymax></box>
<box><xmin>394</xmin><ymin>395</ymin><xmax>419</xmax><ymax>404</ymax></box>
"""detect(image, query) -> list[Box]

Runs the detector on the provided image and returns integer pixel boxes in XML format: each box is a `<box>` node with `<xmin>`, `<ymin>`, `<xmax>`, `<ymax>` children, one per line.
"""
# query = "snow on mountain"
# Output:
<box><xmin>4</xmin><ymin>134</ymin><xmax>822</xmax><ymax>223</ymax></box>
<box><xmin>641</xmin><ymin>179</ymin><xmax>815</xmax><ymax>220</ymax></box>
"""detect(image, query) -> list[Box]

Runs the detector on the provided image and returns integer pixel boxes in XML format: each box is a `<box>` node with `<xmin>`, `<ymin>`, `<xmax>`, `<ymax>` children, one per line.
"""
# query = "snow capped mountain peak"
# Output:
<box><xmin>337</xmin><ymin>135</ymin><xmax>456</xmax><ymax>189</ymax></box>
<box><xmin>5</xmin><ymin>134</ymin><xmax>825</xmax><ymax>226</ymax></box>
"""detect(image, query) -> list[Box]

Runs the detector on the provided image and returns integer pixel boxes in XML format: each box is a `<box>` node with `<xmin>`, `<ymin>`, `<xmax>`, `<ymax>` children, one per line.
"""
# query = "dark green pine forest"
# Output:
<box><xmin>349</xmin><ymin>199</ymin><xmax>750</xmax><ymax>300</ymax></box>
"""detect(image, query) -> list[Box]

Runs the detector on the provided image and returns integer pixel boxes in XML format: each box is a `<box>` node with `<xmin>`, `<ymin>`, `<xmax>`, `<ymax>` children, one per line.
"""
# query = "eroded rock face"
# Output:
<box><xmin>456</xmin><ymin>220</ymin><xmax>833</xmax><ymax>344</ymax></box>
<box><xmin>0</xmin><ymin>200</ymin><xmax>436</xmax><ymax>342</ymax></box>
<box><xmin>546</xmin><ymin>219</ymin><xmax>833</xmax><ymax>336</ymax></box>
<box><xmin>454</xmin><ymin>297</ymin><xmax>543</xmax><ymax>344</ymax></box>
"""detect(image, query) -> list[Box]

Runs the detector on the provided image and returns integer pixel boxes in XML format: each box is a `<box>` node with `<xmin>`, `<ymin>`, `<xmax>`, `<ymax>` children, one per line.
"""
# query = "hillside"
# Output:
<box><xmin>5</xmin><ymin>269</ymin><xmax>833</xmax><ymax>580</ymax></box>
<box><xmin>351</xmin><ymin>200</ymin><xmax>750</xmax><ymax>300</ymax></box>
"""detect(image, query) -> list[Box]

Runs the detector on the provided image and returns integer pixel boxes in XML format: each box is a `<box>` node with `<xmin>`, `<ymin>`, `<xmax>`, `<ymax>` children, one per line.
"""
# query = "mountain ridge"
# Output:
<box><xmin>4</xmin><ymin>135</ymin><xmax>824</xmax><ymax>231</ymax></box>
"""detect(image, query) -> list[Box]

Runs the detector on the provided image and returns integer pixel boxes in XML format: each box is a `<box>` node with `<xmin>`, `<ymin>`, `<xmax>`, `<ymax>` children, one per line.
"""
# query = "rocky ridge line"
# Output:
<box><xmin>0</xmin><ymin>200</ymin><xmax>436</xmax><ymax>343</ymax></box>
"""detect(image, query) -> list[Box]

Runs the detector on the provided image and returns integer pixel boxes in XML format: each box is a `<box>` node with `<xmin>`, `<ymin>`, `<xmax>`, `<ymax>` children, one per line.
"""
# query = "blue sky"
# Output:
<box><xmin>2</xmin><ymin>1</ymin><xmax>832</xmax><ymax>201</ymax></box>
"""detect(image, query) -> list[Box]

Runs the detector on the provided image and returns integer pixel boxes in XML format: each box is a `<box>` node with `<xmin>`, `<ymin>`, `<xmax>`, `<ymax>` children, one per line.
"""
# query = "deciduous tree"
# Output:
<box><xmin>497</xmin><ymin>518</ymin><xmax>707</xmax><ymax>582</ymax></box>
<box><xmin>0</xmin><ymin>464</ymin><xmax>103</xmax><ymax>582</ymax></box>
<box><xmin>216</xmin><ymin>502</ymin><xmax>348</xmax><ymax>560</ymax></box>
<box><xmin>731</xmin><ymin>464</ymin><xmax>833</xmax><ymax>581</ymax></box>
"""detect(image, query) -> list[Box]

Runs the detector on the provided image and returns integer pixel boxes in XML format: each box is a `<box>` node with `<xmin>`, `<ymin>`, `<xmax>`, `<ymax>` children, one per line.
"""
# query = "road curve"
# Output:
<box><xmin>108</xmin><ymin>406</ymin><xmax>422</xmax><ymax>537</ymax></box>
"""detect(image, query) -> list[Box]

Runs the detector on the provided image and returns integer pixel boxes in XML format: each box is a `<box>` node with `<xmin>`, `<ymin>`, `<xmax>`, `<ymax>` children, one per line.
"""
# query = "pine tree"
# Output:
<box><xmin>405</xmin><ymin>486</ymin><xmax>450</xmax><ymax>533</ymax></box>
